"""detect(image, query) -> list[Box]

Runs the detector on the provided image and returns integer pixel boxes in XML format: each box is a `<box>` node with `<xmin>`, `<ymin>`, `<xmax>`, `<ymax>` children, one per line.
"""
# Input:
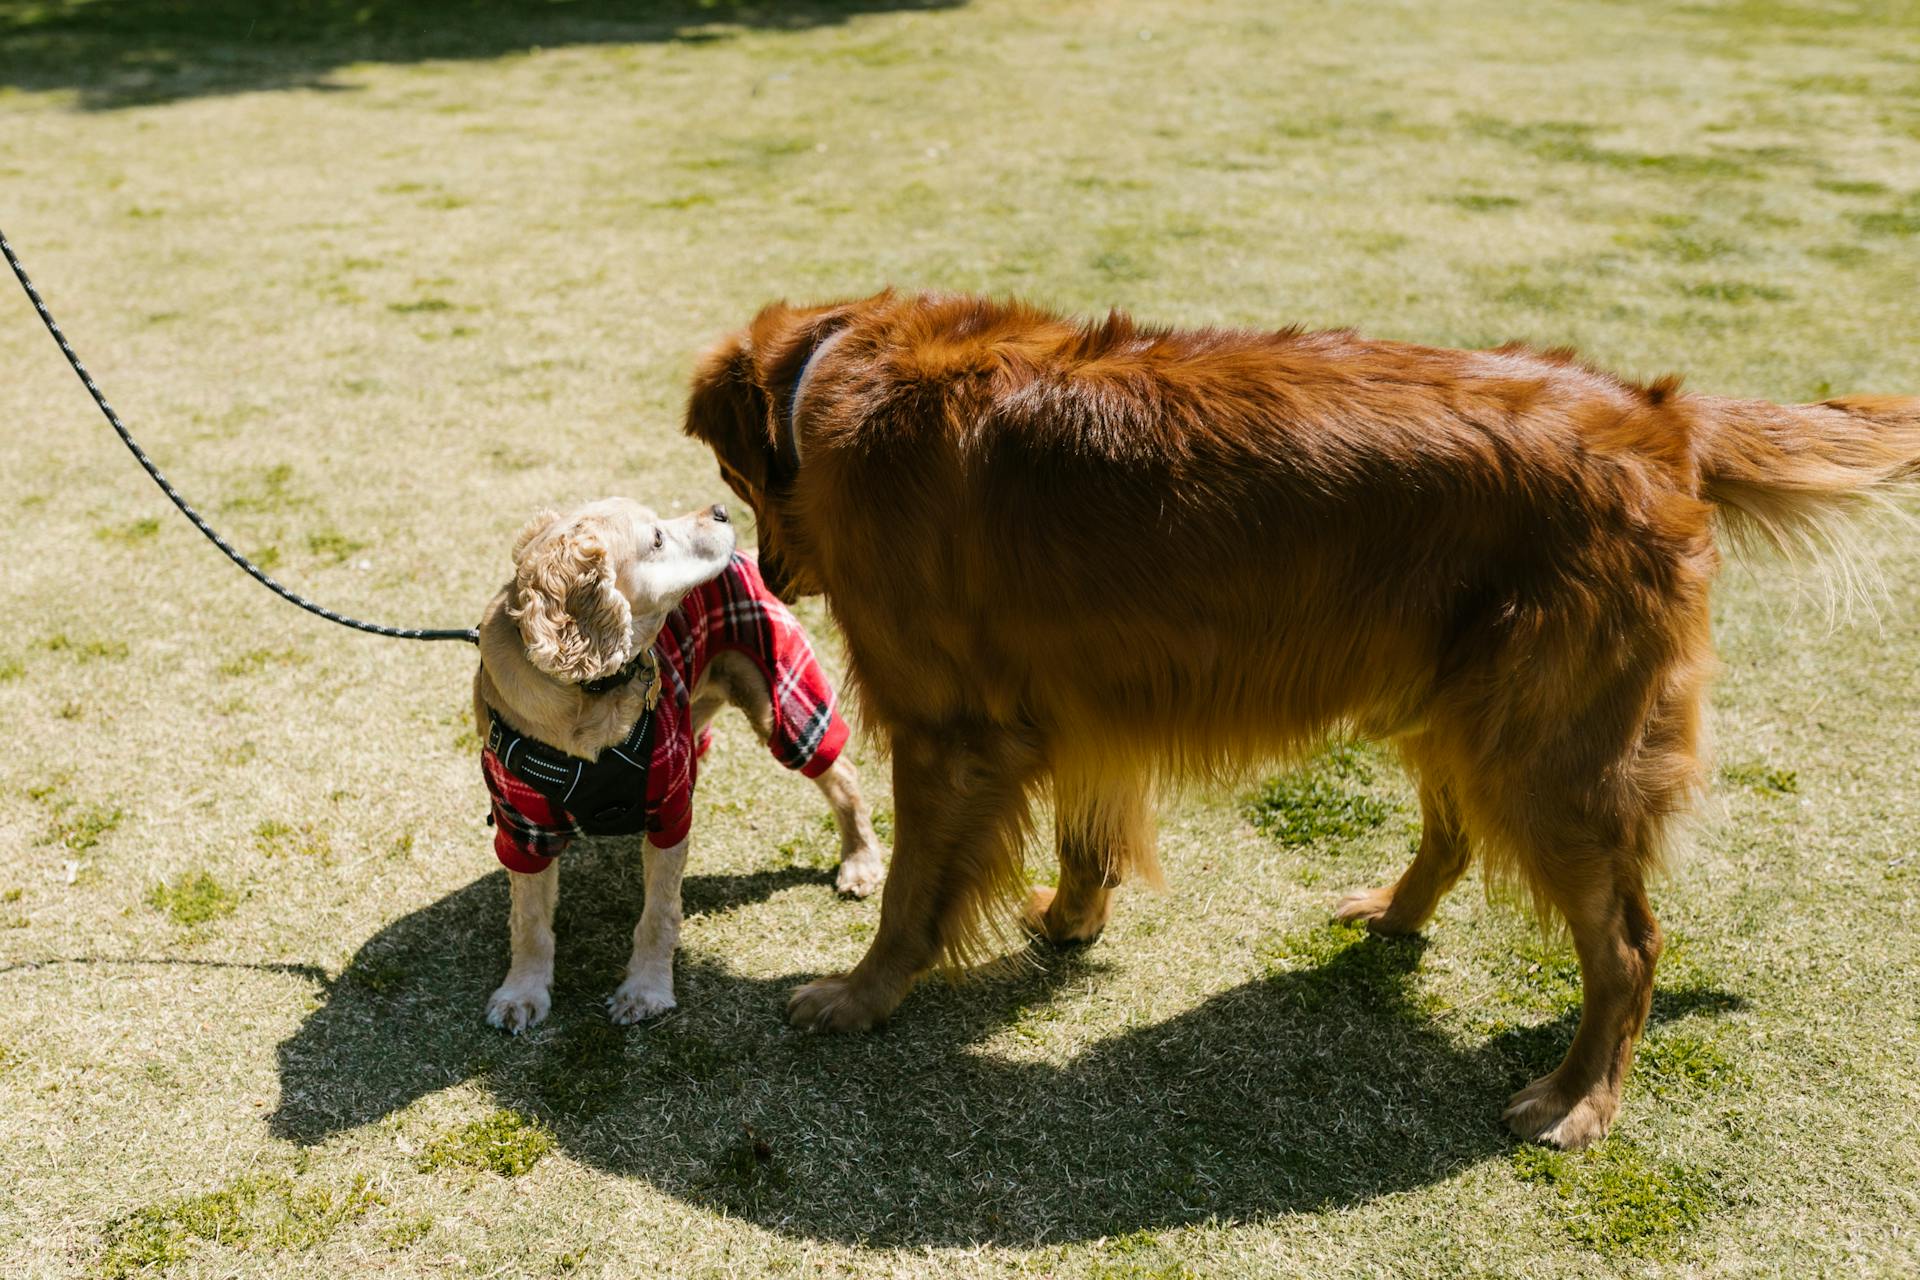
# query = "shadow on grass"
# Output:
<box><xmin>272</xmin><ymin>839</ymin><xmax>1745</xmax><ymax>1246</ymax></box>
<box><xmin>0</xmin><ymin>955</ymin><xmax>331</xmax><ymax>982</ymax></box>
<box><xmin>0</xmin><ymin>0</ymin><xmax>964</xmax><ymax>110</ymax></box>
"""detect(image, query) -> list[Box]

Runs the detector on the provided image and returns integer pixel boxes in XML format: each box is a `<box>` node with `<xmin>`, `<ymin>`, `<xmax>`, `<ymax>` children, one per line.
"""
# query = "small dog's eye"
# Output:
<box><xmin>652</xmin><ymin>527</ymin><xmax>663</xmax><ymax>550</ymax></box>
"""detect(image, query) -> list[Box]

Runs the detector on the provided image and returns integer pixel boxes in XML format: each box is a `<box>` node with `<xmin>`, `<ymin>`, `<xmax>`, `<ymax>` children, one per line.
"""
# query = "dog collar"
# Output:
<box><xmin>787</xmin><ymin>326</ymin><xmax>852</xmax><ymax>458</ymax></box>
<box><xmin>579</xmin><ymin>647</ymin><xmax>661</xmax><ymax>704</ymax></box>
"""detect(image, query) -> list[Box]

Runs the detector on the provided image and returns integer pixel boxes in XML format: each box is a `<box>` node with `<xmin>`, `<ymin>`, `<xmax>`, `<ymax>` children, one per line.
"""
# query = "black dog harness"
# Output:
<box><xmin>485</xmin><ymin>698</ymin><xmax>657</xmax><ymax>837</ymax></box>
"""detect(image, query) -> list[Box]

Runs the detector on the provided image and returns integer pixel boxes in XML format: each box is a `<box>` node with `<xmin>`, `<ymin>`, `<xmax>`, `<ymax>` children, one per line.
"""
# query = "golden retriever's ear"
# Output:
<box><xmin>685</xmin><ymin>332</ymin><xmax>776</xmax><ymax>501</ymax></box>
<box><xmin>508</xmin><ymin>522</ymin><xmax>634</xmax><ymax>683</ymax></box>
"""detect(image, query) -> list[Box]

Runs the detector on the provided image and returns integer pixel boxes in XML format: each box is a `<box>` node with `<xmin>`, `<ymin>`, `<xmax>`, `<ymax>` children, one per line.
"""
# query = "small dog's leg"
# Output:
<box><xmin>706</xmin><ymin>649</ymin><xmax>886</xmax><ymax>896</ymax></box>
<box><xmin>608</xmin><ymin>836</ymin><xmax>688</xmax><ymax>1024</ymax></box>
<box><xmin>810</xmin><ymin>756</ymin><xmax>886</xmax><ymax>897</ymax></box>
<box><xmin>1335</xmin><ymin>778</ymin><xmax>1469</xmax><ymax>934</ymax></box>
<box><xmin>487</xmin><ymin>862</ymin><xmax>558</xmax><ymax>1033</ymax></box>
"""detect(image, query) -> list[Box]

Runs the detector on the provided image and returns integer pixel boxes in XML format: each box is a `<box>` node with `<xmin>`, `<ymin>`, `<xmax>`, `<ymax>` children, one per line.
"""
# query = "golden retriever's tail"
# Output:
<box><xmin>1696</xmin><ymin>394</ymin><xmax>1920</xmax><ymax>570</ymax></box>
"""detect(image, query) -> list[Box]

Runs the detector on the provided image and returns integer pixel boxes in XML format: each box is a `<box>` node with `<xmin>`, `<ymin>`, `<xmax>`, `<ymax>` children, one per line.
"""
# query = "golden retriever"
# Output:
<box><xmin>685</xmin><ymin>291</ymin><xmax>1918</xmax><ymax>1149</ymax></box>
<box><xmin>473</xmin><ymin>497</ymin><xmax>884</xmax><ymax>1032</ymax></box>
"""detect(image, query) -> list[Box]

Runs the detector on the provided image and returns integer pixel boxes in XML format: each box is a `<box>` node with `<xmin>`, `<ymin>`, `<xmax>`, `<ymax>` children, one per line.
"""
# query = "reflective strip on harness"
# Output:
<box><xmin>485</xmin><ymin>703</ymin><xmax>654</xmax><ymax>837</ymax></box>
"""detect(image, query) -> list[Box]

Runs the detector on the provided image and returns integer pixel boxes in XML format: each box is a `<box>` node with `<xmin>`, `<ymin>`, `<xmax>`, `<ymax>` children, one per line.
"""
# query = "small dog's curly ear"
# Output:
<box><xmin>509</xmin><ymin>525</ymin><xmax>634</xmax><ymax>684</ymax></box>
<box><xmin>510</xmin><ymin>509</ymin><xmax>564</xmax><ymax>566</ymax></box>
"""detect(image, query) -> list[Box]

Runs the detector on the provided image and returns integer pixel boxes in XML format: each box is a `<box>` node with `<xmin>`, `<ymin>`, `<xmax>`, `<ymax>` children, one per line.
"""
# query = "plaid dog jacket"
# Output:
<box><xmin>481</xmin><ymin>552</ymin><xmax>850</xmax><ymax>873</ymax></box>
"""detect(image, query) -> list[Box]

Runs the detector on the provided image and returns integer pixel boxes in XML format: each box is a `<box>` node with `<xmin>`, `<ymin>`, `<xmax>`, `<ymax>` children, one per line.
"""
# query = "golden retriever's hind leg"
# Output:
<box><xmin>1502</xmin><ymin>868</ymin><xmax>1662</xmax><ymax>1151</ymax></box>
<box><xmin>1505</xmin><ymin>653</ymin><xmax>1703</xmax><ymax>1149</ymax></box>
<box><xmin>788</xmin><ymin>721</ymin><xmax>1044</xmax><ymax>1033</ymax></box>
<box><xmin>1334</xmin><ymin>778</ymin><xmax>1469</xmax><ymax>935</ymax></box>
<box><xmin>1023</xmin><ymin>767</ymin><xmax>1153</xmax><ymax>946</ymax></box>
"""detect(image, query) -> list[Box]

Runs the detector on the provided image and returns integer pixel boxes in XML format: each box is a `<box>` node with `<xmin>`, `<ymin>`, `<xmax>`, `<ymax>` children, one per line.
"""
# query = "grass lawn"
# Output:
<box><xmin>2</xmin><ymin>0</ymin><xmax>1918</xmax><ymax>1275</ymax></box>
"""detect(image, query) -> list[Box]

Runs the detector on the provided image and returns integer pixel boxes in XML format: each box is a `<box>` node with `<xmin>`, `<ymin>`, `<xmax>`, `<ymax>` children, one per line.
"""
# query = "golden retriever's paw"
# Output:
<box><xmin>834</xmin><ymin>845</ymin><xmax>886</xmax><ymax>898</ymax></box>
<box><xmin>1332</xmin><ymin>886</ymin><xmax>1421</xmax><ymax>936</ymax></box>
<box><xmin>1503</xmin><ymin>1074</ymin><xmax>1618</xmax><ymax>1151</ymax></box>
<box><xmin>1017</xmin><ymin>887</ymin><xmax>1056</xmax><ymax>936</ymax></box>
<box><xmin>1019</xmin><ymin>886</ymin><xmax>1108</xmax><ymax>946</ymax></box>
<box><xmin>486</xmin><ymin>979</ymin><xmax>552</xmax><ymax>1034</ymax></box>
<box><xmin>786</xmin><ymin>974</ymin><xmax>892</xmax><ymax>1032</ymax></box>
<box><xmin>607</xmin><ymin>975</ymin><xmax>676</xmax><ymax>1025</ymax></box>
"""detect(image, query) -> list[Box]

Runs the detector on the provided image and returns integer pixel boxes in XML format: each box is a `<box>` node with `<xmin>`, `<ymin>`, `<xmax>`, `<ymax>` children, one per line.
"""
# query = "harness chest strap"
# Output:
<box><xmin>486</xmin><ymin>700</ymin><xmax>655</xmax><ymax>835</ymax></box>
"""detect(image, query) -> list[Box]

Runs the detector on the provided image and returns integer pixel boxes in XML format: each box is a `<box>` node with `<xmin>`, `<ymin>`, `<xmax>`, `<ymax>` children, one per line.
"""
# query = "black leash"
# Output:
<box><xmin>2</xmin><ymin>228</ymin><xmax>478</xmax><ymax>645</ymax></box>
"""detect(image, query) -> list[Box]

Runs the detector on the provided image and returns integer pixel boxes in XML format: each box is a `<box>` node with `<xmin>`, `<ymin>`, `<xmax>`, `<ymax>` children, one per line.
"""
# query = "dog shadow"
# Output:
<box><xmin>272</xmin><ymin>840</ymin><xmax>1745</xmax><ymax>1246</ymax></box>
<box><xmin>1</xmin><ymin>0</ymin><xmax>967</xmax><ymax>110</ymax></box>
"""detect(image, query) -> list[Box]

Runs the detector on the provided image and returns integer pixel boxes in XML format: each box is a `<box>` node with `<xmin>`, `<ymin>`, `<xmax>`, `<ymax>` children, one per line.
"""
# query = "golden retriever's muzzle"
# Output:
<box><xmin>755</xmin><ymin>525</ymin><xmax>797</xmax><ymax>603</ymax></box>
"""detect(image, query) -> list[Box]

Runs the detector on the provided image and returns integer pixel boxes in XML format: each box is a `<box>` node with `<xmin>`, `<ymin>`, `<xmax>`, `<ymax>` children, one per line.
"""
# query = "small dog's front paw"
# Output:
<box><xmin>834</xmin><ymin>845</ymin><xmax>886</xmax><ymax>898</ymax></box>
<box><xmin>486</xmin><ymin>980</ymin><xmax>551</xmax><ymax>1034</ymax></box>
<box><xmin>607</xmin><ymin>974</ymin><xmax>676</xmax><ymax>1025</ymax></box>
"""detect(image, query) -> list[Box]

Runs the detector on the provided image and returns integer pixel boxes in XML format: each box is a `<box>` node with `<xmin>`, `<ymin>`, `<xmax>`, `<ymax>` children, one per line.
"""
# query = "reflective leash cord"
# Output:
<box><xmin>1</xmin><ymin>229</ymin><xmax>479</xmax><ymax>646</ymax></box>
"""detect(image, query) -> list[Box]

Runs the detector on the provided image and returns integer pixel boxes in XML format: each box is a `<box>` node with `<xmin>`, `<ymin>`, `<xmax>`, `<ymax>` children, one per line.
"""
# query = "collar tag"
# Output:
<box><xmin>640</xmin><ymin>650</ymin><xmax>661</xmax><ymax>711</ymax></box>
<box><xmin>581</xmin><ymin>646</ymin><xmax>660</xmax><ymax>699</ymax></box>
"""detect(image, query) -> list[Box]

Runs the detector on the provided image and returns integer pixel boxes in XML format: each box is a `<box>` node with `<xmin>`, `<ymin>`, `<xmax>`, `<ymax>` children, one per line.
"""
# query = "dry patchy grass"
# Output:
<box><xmin>1</xmin><ymin>1</ymin><xmax>1917</xmax><ymax>1277</ymax></box>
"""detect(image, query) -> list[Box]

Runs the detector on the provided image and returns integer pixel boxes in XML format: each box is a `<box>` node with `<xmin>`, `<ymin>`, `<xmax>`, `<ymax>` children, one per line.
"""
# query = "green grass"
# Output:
<box><xmin>342</xmin><ymin>954</ymin><xmax>409</xmax><ymax>994</ymax></box>
<box><xmin>217</xmin><ymin>647</ymin><xmax>309</xmax><ymax>678</ymax></box>
<box><xmin>94</xmin><ymin>516</ymin><xmax>161</xmax><ymax>543</ymax></box>
<box><xmin>1244</xmin><ymin>744</ymin><xmax>1398</xmax><ymax>848</ymax></box>
<box><xmin>37</xmin><ymin>633</ymin><xmax>130</xmax><ymax>662</ymax></box>
<box><xmin>2</xmin><ymin>0</ymin><xmax>1918</xmax><ymax>1276</ymax></box>
<box><xmin>304</xmin><ymin>529</ymin><xmax>368</xmax><ymax>563</ymax></box>
<box><xmin>252</xmin><ymin>818</ymin><xmax>333</xmax><ymax>861</ymax></box>
<box><xmin>1449</xmin><ymin>193</ymin><xmax>1526</xmax><ymax>212</ymax></box>
<box><xmin>28</xmin><ymin>780</ymin><xmax>127</xmax><ymax>854</ymax></box>
<box><xmin>697</xmin><ymin>1124</ymin><xmax>792</xmax><ymax>1216</ymax></box>
<box><xmin>418</xmin><ymin>1109</ymin><xmax>555</xmax><ymax>1177</ymax></box>
<box><xmin>95</xmin><ymin>1171</ymin><xmax>385</xmax><ymax>1278</ymax></box>
<box><xmin>1255</xmin><ymin>921</ymin><xmax>1431</xmax><ymax>1015</ymax></box>
<box><xmin>1512</xmin><ymin>1144</ymin><xmax>1717</xmax><ymax>1256</ymax></box>
<box><xmin>1635</xmin><ymin>1030</ymin><xmax>1743</xmax><ymax>1098</ymax></box>
<box><xmin>380</xmin><ymin>1213</ymin><xmax>434</xmax><ymax>1249</ymax></box>
<box><xmin>47</xmin><ymin>804</ymin><xmax>125</xmax><ymax>852</ymax></box>
<box><xmin>146</xmin><ymin>870</ymin><xmax>241</xmax><ymax>927</ymax></box>
<box><xmin>1854</xmin><ymin>209</ymin><xmax>1920</xmax><ymax>236</ymax></box>
<box><xmin>1720</xmin><ymin>761</ymin><xmax>1801</xmax><ymax>796</ymax></box>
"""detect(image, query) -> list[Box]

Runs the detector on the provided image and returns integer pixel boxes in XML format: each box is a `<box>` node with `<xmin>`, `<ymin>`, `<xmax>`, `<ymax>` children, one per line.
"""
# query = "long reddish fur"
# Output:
<box><xmin>685</xmin><ymin>289</ymin><xmax>1920</xmax><ymax>1147</ymax></box>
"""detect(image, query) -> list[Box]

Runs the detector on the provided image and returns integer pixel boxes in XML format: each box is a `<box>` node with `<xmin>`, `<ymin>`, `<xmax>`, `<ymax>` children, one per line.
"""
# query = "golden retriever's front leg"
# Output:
<box><xmin>789</xmin><ymin>723</ymin><xmax>1042</xmax><ymax>1032</ymax></box>
<box><xmin>1022</xmin><ymin>828</ymin><xmax>1119</xmax><ymax>945</ymax></box>
<box><xmin>607</xmin><ymin>837</ymin><xmax>687</xmax><ymax>1024</ymax></box>
<box><xmin>1334</xmin><ymin>777</ymin><xmax>1470</xmax><ymax>935</ymax></box>
<box><xmin>487</xmin><ymin>862</ymin><xmax>558</xmax><ymax>1033</ymax></box>
<box><xmin>1023</xmin><ymin>768</ymin><xmax>1151</xmax><ymax>946</ymax></box>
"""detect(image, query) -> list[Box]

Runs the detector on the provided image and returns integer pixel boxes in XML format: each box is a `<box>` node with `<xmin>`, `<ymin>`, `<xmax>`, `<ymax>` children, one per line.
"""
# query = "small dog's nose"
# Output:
<box><xmin>710</xmin><ymin>503</ymin><xmax>729</xmax><ymax>523</ymax></box>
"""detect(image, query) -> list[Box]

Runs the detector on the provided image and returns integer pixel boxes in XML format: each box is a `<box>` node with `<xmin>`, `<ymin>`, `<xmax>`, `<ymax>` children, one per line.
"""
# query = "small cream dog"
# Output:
<box><xmin>473</xmin><ymin>498</ymin><xmax>885</xmax><ymax>1031</ymax></box>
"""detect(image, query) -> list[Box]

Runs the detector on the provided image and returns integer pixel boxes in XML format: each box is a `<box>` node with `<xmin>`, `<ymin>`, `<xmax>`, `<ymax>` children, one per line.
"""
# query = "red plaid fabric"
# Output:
<box><xmin>481</xmin><ymin>553</ymin><xmax>850</xmax><ymax>872</ymax></box>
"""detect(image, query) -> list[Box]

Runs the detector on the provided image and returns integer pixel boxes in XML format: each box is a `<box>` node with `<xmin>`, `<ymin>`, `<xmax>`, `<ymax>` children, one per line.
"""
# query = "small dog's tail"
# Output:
<box><xmin>1696</xmin><ymin>392</ymin><xmax>1920</xmax><ymax>565</ymax></box>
